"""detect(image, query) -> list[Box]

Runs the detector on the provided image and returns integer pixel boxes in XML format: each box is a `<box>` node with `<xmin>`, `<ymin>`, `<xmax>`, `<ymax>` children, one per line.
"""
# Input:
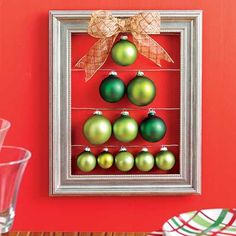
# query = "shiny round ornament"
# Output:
<box><xmin>155</xmin><ymin>146</ymin><xmax>175</xmax><ymax>171</ymax></box>
<box><xmin>83</xmin><ymin>111</ymin><xmax>112</xmax><ymax>145</ymax></box>
<box><xmin>99</xmin><ymin>71</ymin><xmax>126</xmax><ymax>103</ymax></box>
<box><xmin>76</xmin><ymin>147</ymin><xmax>96</xmax><ymax>172</ymax></box>
<box><xmin>135</xmin><ymin>147</ymin><xmax>155</xmax><ymax>172</ymax></box>
<box><xmin>111</xmin><ymin>36</ymin><xmax>137</xmax><ymax>66</ymax></box>
<box><xmin>140</xmin><ymin>110</ymin><xmax>166</xmax><ymax>142</ymax></box>
<box><xmin>97</xmin><ymin>148</ymin><xmax>114</xmax><ymax>169</ymax></box>
<box><xmin>115</xmin><ymin>147</ymin><xmax>134</xmax><ymax>172</ymax></box>
<box><xmin>113</xmin><ymin>111</ymin><xmax>138</xmax><ymax>142</ymax></box>
<box><xmin>127</xmin><ymin>71</ymin><xmax>156</xmax><ymax>106</ymax></box>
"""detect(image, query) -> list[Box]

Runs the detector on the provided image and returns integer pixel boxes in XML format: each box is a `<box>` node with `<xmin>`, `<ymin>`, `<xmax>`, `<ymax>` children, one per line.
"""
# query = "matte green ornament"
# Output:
<box><xmin>97</xmin><ymin>148</ymin><xmax>114</xmax><ymax>169</ymax></box>
<box><xmin>115</xmin><ymin>147</ymin><xmax>134</xmax><ymax>171</ymax></box>
<box><xmin>155</xmin><ymin>146</ymin><xmax>175</xmax><ymax>170</ymax></box>
<box><xmin>113</xmin><ymin>111</ymin><xmax>138</xmax><ymax>142</ymax></box>
<box><xmin>76</xmin><ymin>147</ymin><xmax>96</xmax><ymax>172</ymax></box>
<box><xmin>83</xmin><ymin>111</ymin><xmax>112</xmax><ymax>145</ymax></box>
<box><xmin>140</xmin><ymin>110</ymin><xmax>166</xmax><ymax>142</ymax></box>
<box><xmin>99</xmin><ymin>71</ymin><xmax>126</xmax><ymax>103</ymax></box>
<box><xmin>111</xmin><ymin>36</ymin><xmax>137</xmax><ymax>66</ymax></box>
<box><xmin>127</xmin><ymin>71</ymin><xmax>156</xmax><ymax>106</ymax></box>
<box><xmin>135</xmin><ymin>147</ymin><xmax>154</xmax><ymax>172</ymax></box>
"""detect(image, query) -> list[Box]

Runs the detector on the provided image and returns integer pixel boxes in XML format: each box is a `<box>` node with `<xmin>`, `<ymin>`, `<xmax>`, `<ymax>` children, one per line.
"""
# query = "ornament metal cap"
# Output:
<box><xmin>137</xmin><ymin>71</ymin><xmax>144</xmax><ymax>76</ymax></box>
<box><xmin>120</xmin><ymin>146</ymin><xmax>127</xmax><ymax>152</ymax></box>
<box><xmin>94</xmin><ymin>110</ymin><xmax>102</xmax><ymax>115</ymax></box>
<box><xmin>141</xmin><ymin>147</ymin><xmax>149</xmax><ymax>152</ymax></box>
<box><xmin>161</xmin><ymin>146</ymin><xmax>168</xmax><ymax>151</ymax></box>
<box><xmin>103</xmin><ymin>147</ymin><xmax>109</xmax><ymax>152</ymax></box>
<box><xmin>120</xmin><ymin>35</ymin><xmax>128</xmax><ymax>40</ymax></box>
<box><xmin>148</xmin><ymin>108</ymin><xmax>156</xmax><ymax>116</ymax></box>
<box><xmin>84</xmin><ymin>147</ymin><xmax>91</xmax><ymax>152</ymax></box>
<box><xmin>109</xmin><ymin>71</ymin><xmax>117</xmax><ymax>76</ymax></box>
<box><xmin>121</xmin><ymin>111</ymin><xmax>129</xmax><ymax>116</ymax></box>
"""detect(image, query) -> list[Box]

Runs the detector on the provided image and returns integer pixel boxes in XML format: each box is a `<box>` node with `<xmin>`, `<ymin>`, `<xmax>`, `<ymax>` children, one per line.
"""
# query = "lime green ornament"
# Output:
<box><xmin>113</xmin><ymin>111</ymin><xmax>138</xmax><ymax>142</ymax></box>
<box><xmin>140</xmin><ymin>110</ymin><xmax>166</xmax><ymax>142</ymax></box>
<box><xmin>127</xmin><ymin>71</ymin><xmax>156</xmax><ymax>106</ymax></box>
<box><xmin>83</xmin><ymin>111</ymin><xmax>112</xmax><ymax>145</ymax></box>
<box><xmin>97</xmin><ymin>148</ymin><xmax>114</xmax><ymax>169</ymax></box>
<box><xmin>115</xmin><ymin>147</ymin><xmax>134</xmax><ymax>172</ymax></box>
<box><xmin>99</xmin><ymin>71</ymin><xmax>126</xmax><ymax>103</ymax></box>
<box><xmin>155</xmin><ymin>146</ymin><xmax>176</xmax><ymax>171</ymax></box>
<box><xmin>76</xmin><ymin>147</ymin><xmax>96</xmax><ymax>172</ymax></box>
<box><xmin>135</xmin><ymin>147</ymin><xmax>154</xmax><ymax>172</ymax></box>
<box><xmin>111</xmin><ymin>36</ymin><xmax>137</xmax><ymax>66</ymax></box>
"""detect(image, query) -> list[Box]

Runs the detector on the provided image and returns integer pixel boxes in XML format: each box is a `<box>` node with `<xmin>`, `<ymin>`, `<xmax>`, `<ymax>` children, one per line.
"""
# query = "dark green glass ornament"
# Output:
<box><xmin>115</xmin><ymin>147</ymin><xmax>134</xmax><ymax>172</ymax></box>
<box><xmin>127</xmin><ymin>71</ymin><xmax>156</xmax><ymax>106</ymax></box>
<box><xmin>135</xmin><ymin>147</ymin><xmax>154</xmax><ymax>172</ymax></box>
<box><xmin>155</xmin><ymin>146</ymin><xmax>175</xmax><ymax>170</ymax></box>
<box><xmin>83</xmin><ymin>111</ymin><xmax>112</xmax><ymax>145</ymax></box>
<box><xmin>140</xmin><ymin>110</ymin><xmax>166</xmax><ymax>142</ymax></box>
<box><xmin>99</xmin><ymin>71</ymin><xmax>126</xmax><ymax>103</ymax></box>
<box><xmin>113</xmin><ymin>111</ymin><xmax>138</xmax><ymax>142</ymax></box>
<box><xmin>111</xmin><ymin>36</ymin><xmax>137</xmax><ymax>66</ymax></box>
<box><xmin>76</xmin><ymin>147</ymin><xmax>96</xmax><ymax>172</ymax></box>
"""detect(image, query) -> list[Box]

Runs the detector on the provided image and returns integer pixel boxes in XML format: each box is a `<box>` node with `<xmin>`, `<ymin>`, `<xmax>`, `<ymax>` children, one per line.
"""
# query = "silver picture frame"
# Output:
<box><xmin>49</xmin><ymin>10</ymin><xmax>202</xmax><ymax>195</ymax></box>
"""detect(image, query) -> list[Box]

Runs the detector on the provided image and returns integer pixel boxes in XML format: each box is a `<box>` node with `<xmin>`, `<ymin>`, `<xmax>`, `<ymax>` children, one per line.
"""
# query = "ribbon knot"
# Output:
<box><xmin>117</xmin><ymin>18</ymin><xmax>130</xmax><ymax>32</ymax></box>
<box><xmin>75</xmin><ymin>10</ymin><xmax>174</xmax><ymax>81</ymax></box>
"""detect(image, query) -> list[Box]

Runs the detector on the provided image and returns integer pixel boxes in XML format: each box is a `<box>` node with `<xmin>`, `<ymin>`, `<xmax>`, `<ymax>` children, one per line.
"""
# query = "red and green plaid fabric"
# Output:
<box><xmin>162</xmin><ymin>208</ymin><xmax>236</xmax><ymax>235</ymax></box>
<box><xmin>149</xmin><ymin>208</ymin><xmax>236</xmax><ymax>235</ymax></box>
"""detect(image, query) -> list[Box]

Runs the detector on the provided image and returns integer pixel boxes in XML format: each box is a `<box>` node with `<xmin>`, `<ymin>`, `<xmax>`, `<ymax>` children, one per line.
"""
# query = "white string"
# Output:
<box><xmin>72</xmin><ymin>144</ymin><xmax>179</xmax><ymax>148</ymax></box>
<box><xmin>71</xmin><ymin>107</ymin><xmax>180</xmax><ymax>111</ymax></box>
<box><xmin>72</xmin><ymin>32</ymin><xmax>180</xmax><ymax>36</ymax></box>
<box><xmin>72</xmin><ymin>68</ymin><xmax>180</xmax><ymax>72</ymax></box>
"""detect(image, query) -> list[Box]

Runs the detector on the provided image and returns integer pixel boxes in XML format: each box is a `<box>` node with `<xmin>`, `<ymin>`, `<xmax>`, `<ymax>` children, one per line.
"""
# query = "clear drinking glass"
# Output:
<box><xmin>0</xmin><ymin>146</ymin><xmax>31</xmax><ymax>233</ymax></box>
<box><xmin>0</xmin><ymin>118</ymin><xmax>11</xmax><ymax>149</ymax></box>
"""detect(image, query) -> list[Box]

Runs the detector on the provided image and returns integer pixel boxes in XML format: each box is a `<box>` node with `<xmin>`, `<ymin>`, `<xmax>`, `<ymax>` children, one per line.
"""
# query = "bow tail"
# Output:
<box><xmin>75</xmin><ymin>35</ymin><xmax>118</xmax><ymax>81</ymax></box>
<box><xmin>132</xmin><ymin>33</ymin><xmax>174</xmax><ymax>67</ymax></box>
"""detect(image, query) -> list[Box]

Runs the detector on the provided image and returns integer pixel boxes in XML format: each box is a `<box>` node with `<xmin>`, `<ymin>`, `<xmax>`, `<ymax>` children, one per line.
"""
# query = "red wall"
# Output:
<box><xmin>1</xmin><ymin>0</ymin><xmax>236</xmax><ymax>232</ymax></box>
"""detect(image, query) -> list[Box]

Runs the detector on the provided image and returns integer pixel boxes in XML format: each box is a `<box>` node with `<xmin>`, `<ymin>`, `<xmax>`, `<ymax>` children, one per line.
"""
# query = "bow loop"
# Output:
<box><xmin>130</xmin><ymin>12</ymin><xmax>160</xmax><ymax>34</ymax></box>
<box><xmin>88</xmin><ymin>10</ymin><xmax>119</xmax><ymax>38</ymax></box>
<box><xmin>117</xmin><ymin>18</ymin><xmax>131</xmax><ymax>32</ymax></box>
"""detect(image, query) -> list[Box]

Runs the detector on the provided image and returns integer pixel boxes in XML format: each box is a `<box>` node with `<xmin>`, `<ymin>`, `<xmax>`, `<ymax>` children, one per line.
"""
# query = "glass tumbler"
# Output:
<box><xmin>0</xmin><ymin>146</ymin><xmax>31</xmax><ymax>233</ymax></box>
<box><xmin>0</xmin><ymin>119</ymin><xmax>11</xmax><ymax>149</ymax></box>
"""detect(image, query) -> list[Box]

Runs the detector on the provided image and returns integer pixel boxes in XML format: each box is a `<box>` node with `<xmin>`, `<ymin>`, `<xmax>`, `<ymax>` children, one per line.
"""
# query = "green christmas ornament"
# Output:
<box><xmin>115</xmin><ymin>147</ymin><xmax>134</xmax><ymax>172</ymax></box>
<box><xmin>76</xmin><ymin>147</ymin><xmax>96</xmax><ymax>172</ymax></box>
<box><xmin>127</xmin><ymin>71</ymin><xmax>156</xmax><ymax>106</ymax></box>
<box><xmin>111</xmin><ymin>36</ymin><xmax>137</xmax><ymax>66</ymax></box>
<box><xmin>83</xmin><ymin>111</ymin><xmax>112</xmax><ymax>145</ymax></box>
<box><xmin>113</xmin><ymin>111</ymin><xmax>138</xmax><ymax>142</ymax></box>
<box><xmin>99</xmin><ymin>71</ymin><xmax>126</xmax><ymax>103</ymax></box>
<box><xmin>140</xmin><ymin>110</ymin><xmax>166</xmax><ymax>142</ymax></box>
<box><xmin>155</xmin><ymin>146</ymin><xmax>176</xmax><ymax>171</ymax></box>
<box><xmin>97</xmin><ymin>148</ymin><xmax>114</xmax><ymax>169</ymax></box>
<box><xmin>135</xmin><ymin>147</ymin><xmax>154</xmax><ymax>172</ymax></box>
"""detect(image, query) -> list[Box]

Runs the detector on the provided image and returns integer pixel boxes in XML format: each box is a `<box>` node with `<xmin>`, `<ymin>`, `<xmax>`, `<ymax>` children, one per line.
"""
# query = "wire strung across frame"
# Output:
<box><xmin>72</xmin><ymin>107</ymin><xmax>180</xmax><ymax>111</ymax></box>
<box><xmin>72</xmin><ymin>68</ymin><xmax>180</xmax><ymax>72</ymax></box>
<box><xmin>72</xmin><ymin>144</ymin><xmax>179</xmax><ymax>148</ymax></box>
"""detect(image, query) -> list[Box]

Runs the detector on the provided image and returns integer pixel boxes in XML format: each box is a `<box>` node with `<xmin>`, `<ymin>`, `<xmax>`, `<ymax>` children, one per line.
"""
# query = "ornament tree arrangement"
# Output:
<box><xmin>72</xmin><ymin>10</ymin><xmax>179</xmax><ymax>175</ymax></box>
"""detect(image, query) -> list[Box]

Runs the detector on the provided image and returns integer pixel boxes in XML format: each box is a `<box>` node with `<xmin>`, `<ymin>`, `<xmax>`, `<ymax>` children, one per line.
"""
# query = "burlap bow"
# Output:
<box><xmin>75</xmin><ymin>11</ymin><xmax>174</xmax><ymax>81</ymax></box>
